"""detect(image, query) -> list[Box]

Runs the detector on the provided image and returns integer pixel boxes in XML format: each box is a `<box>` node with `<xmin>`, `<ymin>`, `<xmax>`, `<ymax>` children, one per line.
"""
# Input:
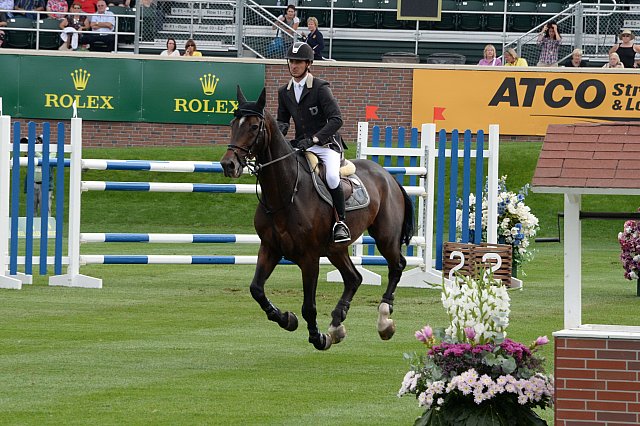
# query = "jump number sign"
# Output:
<box><xmin>448</xmin><ymin>250</ymin><xmax>503</xmax><ymax>281</ymax></box>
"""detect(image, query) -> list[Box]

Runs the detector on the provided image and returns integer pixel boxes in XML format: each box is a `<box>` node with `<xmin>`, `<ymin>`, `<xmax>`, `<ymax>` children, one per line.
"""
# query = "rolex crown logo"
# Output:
<box><xmin>200</xmin><ymin>73</ymin><xmax>220</xmax><ymax>96</ymax></box>
<box><xmin>71</xmin><ymin>69</ymin><xmax>90</xmax><ymax>91</ymax></box>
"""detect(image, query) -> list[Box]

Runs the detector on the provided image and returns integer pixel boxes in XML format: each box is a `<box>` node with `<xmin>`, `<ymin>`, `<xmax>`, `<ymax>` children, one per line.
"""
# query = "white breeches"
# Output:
<box><xmin>307</xmin><ymin>145</ymin><xmax>341</xmax><ymax>189</ymax></box>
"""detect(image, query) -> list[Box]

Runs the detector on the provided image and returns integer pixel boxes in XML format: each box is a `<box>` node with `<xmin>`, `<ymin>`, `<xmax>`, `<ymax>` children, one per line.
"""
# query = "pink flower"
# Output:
<box><xmin>535</xmin><ymin>336</ymin><xmax>549</xmax><ymax>346</ymax></box>
<box><xmin>415</xmin><ymin>325</ymin><xmax>433</xmax><ymax>343</ymax></box>
<box><xmin>464</xmin><ymin>327</ymin><xmax>476</xmax><ymax>341</ymax></box>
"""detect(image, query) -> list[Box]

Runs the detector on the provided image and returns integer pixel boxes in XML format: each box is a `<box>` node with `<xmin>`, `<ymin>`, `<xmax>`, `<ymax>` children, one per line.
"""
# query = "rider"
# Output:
<box><xmin>276</xmin><ymin>41</ymin><xmax>351</xmax><ymax>243</ymax></box>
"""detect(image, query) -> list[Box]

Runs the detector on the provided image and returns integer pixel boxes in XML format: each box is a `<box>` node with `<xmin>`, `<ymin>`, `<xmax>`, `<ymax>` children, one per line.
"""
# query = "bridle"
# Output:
<box><xmin>226</xmin><ymin>107</ymin><xmax>301</xmax><ymax>214</ymax></box>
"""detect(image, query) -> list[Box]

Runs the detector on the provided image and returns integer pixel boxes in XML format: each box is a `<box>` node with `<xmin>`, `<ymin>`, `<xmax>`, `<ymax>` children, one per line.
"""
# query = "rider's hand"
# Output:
<box><xmin>297</xmin><ymin>137</ymin><xmax>315</xmax><ymax>150</ymax></box>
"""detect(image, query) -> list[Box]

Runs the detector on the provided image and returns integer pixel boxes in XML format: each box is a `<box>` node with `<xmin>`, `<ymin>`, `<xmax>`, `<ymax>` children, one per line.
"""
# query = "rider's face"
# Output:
<box><xmin>288</xmin><ymin>59</ymin><xmax>308</xmax><ymax>79</ymax></box>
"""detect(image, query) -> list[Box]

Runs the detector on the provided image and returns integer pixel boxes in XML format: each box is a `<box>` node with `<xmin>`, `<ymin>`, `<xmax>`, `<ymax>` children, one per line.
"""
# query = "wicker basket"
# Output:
<box><xmin>473</xmin><ymin>243</ymin><xmax>513</xmax><ymax>284</ymax></box>
<box><xmin>442</xmin><ymin>242</ymin><xmax>476</xmax><ymax>280</ymax></box>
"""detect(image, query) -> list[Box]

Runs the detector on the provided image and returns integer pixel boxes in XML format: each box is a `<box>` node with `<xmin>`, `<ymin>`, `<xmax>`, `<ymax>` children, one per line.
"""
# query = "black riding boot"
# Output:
<box><xmin>329</xmin><ymin>186</ymin><xmax>351</xmax><ymax>243</ymax></box>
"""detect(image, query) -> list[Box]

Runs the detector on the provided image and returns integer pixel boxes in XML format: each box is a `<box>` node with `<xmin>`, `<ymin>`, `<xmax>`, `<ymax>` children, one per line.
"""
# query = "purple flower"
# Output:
<box><xmin>415</xmin><ymin>325</ymin><xmax>433</xmax><ymax>343</ymax></box>
<box><xmin>535</xmin><ymin>336</ymin><xmax>549</xmax><ymax>346</ymax></box>
<box><xmin>464</xmin><ymin>327</ymin><xmax>476</xmax><ymax>341</ymax></box>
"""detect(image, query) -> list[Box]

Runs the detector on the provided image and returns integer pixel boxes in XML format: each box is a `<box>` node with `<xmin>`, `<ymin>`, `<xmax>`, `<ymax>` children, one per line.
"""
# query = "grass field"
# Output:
<box><xmin>2</xmin><ymin>142</ymin><xmax>639</xmax><ymax>425</ymax></box>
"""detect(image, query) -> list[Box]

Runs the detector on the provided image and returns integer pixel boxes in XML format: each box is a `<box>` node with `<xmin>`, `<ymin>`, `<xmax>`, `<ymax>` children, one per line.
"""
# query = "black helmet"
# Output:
<box><xmin>286</xmin><ymin>42</ymin><xmax>314</xmax><ymax>62</ymax></box>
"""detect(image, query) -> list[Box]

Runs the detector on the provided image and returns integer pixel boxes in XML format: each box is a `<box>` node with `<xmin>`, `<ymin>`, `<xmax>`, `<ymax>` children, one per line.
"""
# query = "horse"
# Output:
<box><xmin>220</xmin><ymin>86</ymin><xmax>414</xmax><ymax>351</ymax></box>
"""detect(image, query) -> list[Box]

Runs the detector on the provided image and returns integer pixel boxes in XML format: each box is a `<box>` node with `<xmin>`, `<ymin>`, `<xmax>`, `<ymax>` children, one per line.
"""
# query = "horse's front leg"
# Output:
<box><xmin>300</xmin><ymin>259</ymin><xmax>332</xmax><ymax>351</ymax></box>
<box><xmin>250</xmin><ymin>244</ymin><xmax>298</xmax><ymax>332</ymax></box>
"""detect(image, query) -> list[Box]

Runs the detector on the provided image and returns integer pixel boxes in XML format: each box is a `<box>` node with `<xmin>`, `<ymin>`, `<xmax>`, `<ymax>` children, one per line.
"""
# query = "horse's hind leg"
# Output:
<box><xmin>250</xmin><ymin>244</ymin><xmax>298</xmax><ymax>332</ymax></box>
<box><xmin>368</xmin><ymin>229</ymin><xmax>407</xmax><ymax>341</ymax></box>
<box><xmin>326</xmin><ymin>250</ymin><xmax>363</xmax><ymax>344</ymax></box>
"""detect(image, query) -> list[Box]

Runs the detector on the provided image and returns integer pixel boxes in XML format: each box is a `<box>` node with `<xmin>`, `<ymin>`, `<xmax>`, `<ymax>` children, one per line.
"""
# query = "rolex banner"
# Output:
<box><xmin>0</xmin><ymin>55</ymin><xmax>264</xmax><ymax>125</ymax></box>
<box><xmin>413</xmin><ymin>68</ymin><xmax>640</xmax><ymax>136</ymax></box>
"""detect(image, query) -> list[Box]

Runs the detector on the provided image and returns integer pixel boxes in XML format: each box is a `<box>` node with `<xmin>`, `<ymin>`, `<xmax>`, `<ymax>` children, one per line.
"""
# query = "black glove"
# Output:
<box><xmin>277</xmin><ymin>121</ymin><xmax>289</xmax><ymax>136</ymax></box>
<box><xmin>294</xmin><ymin>137</ymin><xmax>315</xmax><ymax>150</ymax></box>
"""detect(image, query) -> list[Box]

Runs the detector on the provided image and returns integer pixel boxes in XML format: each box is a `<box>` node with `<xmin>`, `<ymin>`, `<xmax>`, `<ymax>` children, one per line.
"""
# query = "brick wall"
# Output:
<box><xmin>13</xmin><ymin>63</ymin><xmax>413</xmax><ymax>148</ymax></box>
<box><xmin>555</xmin><ymin>336</ymin><xmax>640</xmax><ymax>425</ymax></box>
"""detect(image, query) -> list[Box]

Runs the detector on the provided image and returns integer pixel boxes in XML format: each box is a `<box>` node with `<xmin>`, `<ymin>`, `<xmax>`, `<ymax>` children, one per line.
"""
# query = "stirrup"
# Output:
<box><xmin>333</xmin><ymin>221</ymin><xmax>351</xmax><ymax>243</ymax></box>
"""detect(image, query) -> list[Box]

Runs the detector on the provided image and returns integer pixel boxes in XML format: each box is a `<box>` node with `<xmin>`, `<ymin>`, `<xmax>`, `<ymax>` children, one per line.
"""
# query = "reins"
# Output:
<box><xmin>227</xmin><ymin>112</ymin><xmax>302</xmax><ymax>215</ymax></box>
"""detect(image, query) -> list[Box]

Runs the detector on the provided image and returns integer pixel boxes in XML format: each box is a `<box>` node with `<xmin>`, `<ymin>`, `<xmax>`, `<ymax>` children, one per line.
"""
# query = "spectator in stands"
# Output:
<box><xmin>537</xmin><ymin>21</ymin><xmax>561</xmax><ymax>66</ymax></box>
<box><xmin>609</xmin><ymin>29</ymin><xmax>640</xmax><ymax>69</ymax></box>
<box><xmin>14</xmin><ymin>0</ymin><xmax>45</xmax><ymax>20</ymax></box>
<box><xmin>268</xmin><ymin>4</ymin><xmax>299</xmax><ymax>58</ymax></box>
<box><xmin>303</xmin><ymin>16</ymin><xmax>324</xmax><ymax>60</ymax></box>
<box><xmin>0</xmin><ymin>0</ymin><xmax>14</xmax><ymax>23</ymax></box>
<box><xmin>183</xmin><ymin>38</ymin><xmax>202</xmax><ymax>57</ymax></box>
<box><xmin>59</xmin><ymin>1</ymin><xmax>88</xmax><ymax>50</ymax></box>
<box><xmin>503</xmin><ymin>48</ymin><xmax>528</xmax><ymax>67</ymax></box>
<box><xmin>46</xmin><ymin>0</ymin><xmax>67</xmax><ymax>19</ymax></box>
<box><xmin>478</xmin><ymin>44</ymin><xmax>501</xmax><ymax>66</ymax></box>
<box><xmin>82</xmin><ymin>0</ymin><xmax>115</xmax><ymax>51</ymax></box>
<box><xmin>160</xmin><ymin>37</ymin><xmax>180</xmax><ymax>56</ymax></box>
<box><xmin>602</xmin><ymin>52</ymin><xmax>624</xmax><ymax>68</ymax></box>
<box><xmin>560</xmin><ymin>48</ymin><xmax>587</xmax><ymax>68</ymax></box>
<box><xmin>76</xmin><ymin>0</ymin><xmax>96</xmax><ymax>14</ymax></box>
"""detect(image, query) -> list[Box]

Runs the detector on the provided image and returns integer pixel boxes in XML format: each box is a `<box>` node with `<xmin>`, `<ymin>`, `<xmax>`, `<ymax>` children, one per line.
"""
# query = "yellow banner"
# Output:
<box><xmin>413</xmin><ymin>68</ymin><xmax>640</xmax><ymax>136</ymax></box>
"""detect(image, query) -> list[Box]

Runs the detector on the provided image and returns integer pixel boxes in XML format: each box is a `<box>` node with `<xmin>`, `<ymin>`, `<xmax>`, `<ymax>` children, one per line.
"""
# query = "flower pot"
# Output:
<box><xmin>512</xmin><ymin>260</ymin><xmax>518</xmax><ymax>278</ymax></box>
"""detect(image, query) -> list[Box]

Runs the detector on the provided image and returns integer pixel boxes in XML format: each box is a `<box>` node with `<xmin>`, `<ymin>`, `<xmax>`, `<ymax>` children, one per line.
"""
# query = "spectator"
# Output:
<box><xmin>478</xmin><ymin>44</ymin><xmax>501</xmax><ymax>66</ymax></box>
<box><xmin>602</xmin><ymin>52</ymin><xmax>624</xmax><ymax>68</ymax></box>
<box><xmin>59</xmin><ymin>1</ymin><xmax>87</xmax><ymax>50</ymax></box>
<box><xmin>183</xmin><ymin>38</ymin><xmax>201</xmax><ymax>57</ymax></box>
<box><xmin>14</xmin><ymin>0</ymin><xmax>45</xmax><ymax>20</ymax></box>
<box><xmin>0</xmin><ymin>30</ymin><xmax>5</xmax><ymax>47</ymax></box>
<box><xmin>0</xmin><ymin>0</ymin><xmax>14</xmax><ymax>23</ymax></box>
<box><xmin>609</xmin><ymin>29</ymin><xmax>640</xmax><ymax>69</ymax></box>
<box><xmin>75</xmin><ymin>0</ymin><xmax>96</xmax><ymax>13</ymax></box>
<box><xmin>560</xmin><ymin>48</ymin><xmax>587</xmax><ymax>68</ymax></box>
<box><xmin>82</xmin><ymin>0</ymin><xmax>114</xmax><ymax>51</ymax></box>
<box><xmin>503</xmin><ymin>48</ymin><xmax>528</xmax><ymax>67</ymax></box>
<box><xmin>160</xmin><ymin>37</ymin><xmax>179</xmax><ymax>56</ymax></box>
<box><xmin>267</xmin><ymin>4</ymin><xmax>298</xmax><ymax>58</ymax></box>
<box><xmin>303</xmin><ymin>16</ymin><xmax>324</xmax><ymax>60</ymax></box>
<box><xmin>46</xmin><ymin>0</ymin><xmax>67</xmax><ymax>19</ymax></box>
<box><xmin>537</xmin><ymin>21</ymin><xmax>561</xmax><ymax>66</ymax></box>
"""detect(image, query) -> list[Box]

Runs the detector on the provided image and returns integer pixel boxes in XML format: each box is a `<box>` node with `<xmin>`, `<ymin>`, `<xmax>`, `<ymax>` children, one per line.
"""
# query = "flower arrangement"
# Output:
<box><xmin>398</xmin><ymin>273</ymin><xmax>554</xmax><ymax>425</ymax></box>
<box><xmin>618</xmin><ymin>218</ymin><xmax>640</xmax><ymax>280</ymax></box>
<box><xmin>456</xmin><ymin>176</ymin><xmax>540</xmax><ymax>268</ymax></box>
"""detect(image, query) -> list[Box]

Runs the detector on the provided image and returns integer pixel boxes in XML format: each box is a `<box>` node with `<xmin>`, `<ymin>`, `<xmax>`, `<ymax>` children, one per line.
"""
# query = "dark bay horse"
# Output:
<box><xmin>220</xmin><ymin>87</ymin><xmax>414</xmax><ymax>350</ymax></box>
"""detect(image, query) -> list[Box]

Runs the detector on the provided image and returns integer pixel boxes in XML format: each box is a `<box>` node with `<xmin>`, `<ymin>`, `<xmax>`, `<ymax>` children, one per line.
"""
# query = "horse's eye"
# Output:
<box><xmin>251</xmin><ymin>124</ymin><xmax>259</xmax><ymax>131</ymax></box>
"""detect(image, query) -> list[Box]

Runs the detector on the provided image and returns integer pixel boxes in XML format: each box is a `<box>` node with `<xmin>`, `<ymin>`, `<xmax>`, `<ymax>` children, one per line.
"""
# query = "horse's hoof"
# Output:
<box><xmin>309</xmin><ymin>333</ymin><xmax>332</xmax><ymax>351</ymax></box>
<box><xmin>378</xmin><ymin>319</ymin><xmax>396</xmax><ymax>341</ymax></box>
<box><xmin>328</xmin><ymin>324</ymin><xmax>346</xmax><ymax>344</ymax></box>
<box><xmin>283</xmin><ymin>311</ymin><xmax>298</xmax><ymax>331</ymax></box>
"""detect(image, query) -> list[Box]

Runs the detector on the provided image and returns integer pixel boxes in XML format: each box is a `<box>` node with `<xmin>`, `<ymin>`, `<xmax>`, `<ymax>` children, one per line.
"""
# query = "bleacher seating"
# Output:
<box><xmin>458</xmin><ymin>0</ymin><xmax>484</xmax><ymax>31</ymax></box>
<box><xmin>353</xmin><ymin>0</ymin><xmax>379</xmax><ymax>28</ymax></box>
<box><xmin>379</xmin><ymin>0</ymin><xmax>404</xmax><ymax>29</ymax></box>
<box><xmin>328</xmin><ymin>0</ymin><xmax>353</xmax><ymax>28</ymax></box>
<box><xmin>510</xmin><ymin>1</ymin><xmax>538</xmax><ymax>32</ymax></box>
<box><xmin>5</xmin><ymin>16</ymin><xmax>34</xmax><ymax>49</ymax></box>
<box><xmin>431</xmin><ymin>0</ymin><xmax>458</xmax><ymax>31</ymax></box>
<box><xmin>484</xmin><ymin>0</ymin><xmax>507</xmax><ymax>31</ymax></box>
<box><xmin>301</xmin><ymin>0</ymin><xmax>329</xmax><ymax>28</ymax></box>
<box><xmin>34</xmin><ymin>18</ymin><xmax>61</xmax><ymax>50</ymax></box>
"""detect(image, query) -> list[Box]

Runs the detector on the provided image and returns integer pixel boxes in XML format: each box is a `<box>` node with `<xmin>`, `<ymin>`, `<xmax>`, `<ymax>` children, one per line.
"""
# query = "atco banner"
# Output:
<box><xmin>0</xmin><ymin>54</ymin><xmax>264</xmax><ymax>125</ymax></box>
<box><xmin>413</xmin><ymin>68</ymin><xmax>640</xmax><ymax>136</ymax></box>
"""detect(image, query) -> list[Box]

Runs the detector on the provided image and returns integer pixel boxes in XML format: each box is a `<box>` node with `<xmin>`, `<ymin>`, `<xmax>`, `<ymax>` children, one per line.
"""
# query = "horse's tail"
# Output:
<box><xmin>397</xmin><ymin>181</ymin><xmax>415</xmax><ymax>247</ymax></box>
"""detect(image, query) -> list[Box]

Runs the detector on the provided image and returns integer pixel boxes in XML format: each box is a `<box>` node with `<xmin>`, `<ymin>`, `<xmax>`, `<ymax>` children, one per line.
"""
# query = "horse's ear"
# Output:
<box><xmin>237</xmin><ymin>85</ymin><xmax>247</xmax><ymax>104</ymax></box>
<box><xmin>257</xmin><ymin>88</ymin><xmax>266</xmax><ymax>110</ymax></box>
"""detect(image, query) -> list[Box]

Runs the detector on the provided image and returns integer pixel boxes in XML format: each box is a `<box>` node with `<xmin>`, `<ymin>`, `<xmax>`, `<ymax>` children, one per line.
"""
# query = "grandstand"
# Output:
<box><xmin>0</xmin><ymin>0</ymin><xmax>637</xmax><ymax>65</ymax></box>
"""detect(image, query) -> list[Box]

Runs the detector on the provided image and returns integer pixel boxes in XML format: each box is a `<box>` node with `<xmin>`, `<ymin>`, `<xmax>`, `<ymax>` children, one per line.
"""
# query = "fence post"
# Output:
<box><xmin>49</xmin><ymin>112</ymin><xmax>102</xmax><ymax>288</ymax></box>
<box><xmin>0</xmin><ymin>99</ymin><xmax>22</xmax><ymax>289</ymax></box>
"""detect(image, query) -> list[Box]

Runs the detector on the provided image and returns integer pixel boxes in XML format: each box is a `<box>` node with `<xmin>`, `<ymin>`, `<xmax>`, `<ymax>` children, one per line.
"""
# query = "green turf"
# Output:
<box><xmin>2</xmin><ymin>142</ymin><xmax>639</xmax><ymax>425</ymax></box>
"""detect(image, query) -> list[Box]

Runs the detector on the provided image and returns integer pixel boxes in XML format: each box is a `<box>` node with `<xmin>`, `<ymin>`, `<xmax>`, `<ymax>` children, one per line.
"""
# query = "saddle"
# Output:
<box><xmin>305</xmin><ymin>152</ymin><xmax>370</xmax><ymax>211</ymax></box>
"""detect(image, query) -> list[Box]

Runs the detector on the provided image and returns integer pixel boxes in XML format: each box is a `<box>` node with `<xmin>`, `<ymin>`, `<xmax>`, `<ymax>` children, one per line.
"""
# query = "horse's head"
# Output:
<box><xmin>220</xmin><ymin>86</ymin><xmax>267</xmax><ymax>178</ymax></box>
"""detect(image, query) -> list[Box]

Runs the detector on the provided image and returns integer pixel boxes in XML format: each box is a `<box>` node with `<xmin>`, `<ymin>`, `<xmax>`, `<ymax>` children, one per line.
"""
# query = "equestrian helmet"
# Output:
<box><xmin>286</xmin><ymin>42</ymin><xmax>314</xmax><ymax>62</ymax></box>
